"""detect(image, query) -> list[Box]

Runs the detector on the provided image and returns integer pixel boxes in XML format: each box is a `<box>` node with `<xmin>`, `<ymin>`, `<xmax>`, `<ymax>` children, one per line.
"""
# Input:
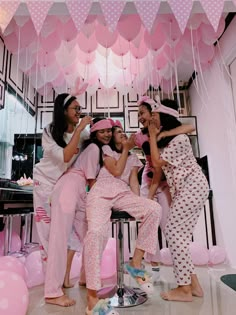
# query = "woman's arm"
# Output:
<box><xmin>129</xmin><ymin>167</ymin><xmax>140</xmax><ymax>196</ymax></box>
<box><xmin>157</xmin><ymin>124</ymin><xmax>194</xmax><ymax>142</ymax></box>
<box><xmin>104</xmin><ymin>135</ymin><xmax>136</xmax><ymax>177</ymax></box>
<box><xmin>148</xmin><ymin>168</ymin><xmax>162</xmax><ymax>199</ymax></box>
<box><xmin>148</xmin><ymin>123</ymin><xmax>167</xmax><ymax>169</ymax></box>
<box><xmin>63</xmin><ymin>116</ymin><xmax>91</xmax><ymax>162</ymax></box>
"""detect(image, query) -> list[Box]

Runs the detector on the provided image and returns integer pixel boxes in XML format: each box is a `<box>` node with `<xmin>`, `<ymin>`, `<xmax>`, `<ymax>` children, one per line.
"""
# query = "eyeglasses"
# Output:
<box><xmin>69</xmin><ymin>106</ymin><xmax>81</xmax><ymax>112</ymax></box>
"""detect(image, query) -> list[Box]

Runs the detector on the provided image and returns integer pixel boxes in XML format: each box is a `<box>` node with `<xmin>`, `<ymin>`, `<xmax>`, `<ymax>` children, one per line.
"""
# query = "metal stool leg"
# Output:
<box><xmin>22</xmin><ymin>213</ymin><xmax>39</xmax><ymax>253</ymax></box>
<box><xmin>4</xmin><ymin>216</ymin><xmax>11</xmax><ymax>255</ymax></box>
<box><xmin>109</xmin><ymin>220</ymin><xmax>147</xmax><ymax>308</ymax></box>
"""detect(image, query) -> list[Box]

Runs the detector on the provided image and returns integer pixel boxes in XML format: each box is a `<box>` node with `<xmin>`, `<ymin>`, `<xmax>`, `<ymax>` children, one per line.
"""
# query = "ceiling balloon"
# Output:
<box><xmin>117</xmin><ymin>15</ymin><xmax>142</xmax><ymax>42</ymax></box>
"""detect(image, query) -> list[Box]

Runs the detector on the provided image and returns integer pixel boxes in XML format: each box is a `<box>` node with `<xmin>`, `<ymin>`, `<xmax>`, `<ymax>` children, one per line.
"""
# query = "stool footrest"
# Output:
<box><xmin>102</xmin><ymin>285</ymin><xmax>147</xmax><ymax>308</ymax></box>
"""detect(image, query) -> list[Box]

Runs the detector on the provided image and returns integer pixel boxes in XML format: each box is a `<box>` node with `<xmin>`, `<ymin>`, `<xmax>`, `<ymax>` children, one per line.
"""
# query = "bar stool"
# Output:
<box><xmin>99</xmin><ymin>209</ymin><xmax>148</xmax><ymax>308</ymax></box>
<box><xmin>0</xmin><ymin>207</ymin><xmax>36</xmax><ymax>256</ymax></box>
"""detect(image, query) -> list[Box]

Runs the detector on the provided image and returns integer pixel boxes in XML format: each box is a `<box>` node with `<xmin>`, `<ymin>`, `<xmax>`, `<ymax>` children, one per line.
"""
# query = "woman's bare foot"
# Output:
<box><xmin>87</xmin><ymin>296</ymin><xmax>99</xmax><ymax>311</ymax></box>
<box><xmin>191</xmin><ymin>274</ymin><xmax>204</xmax><ymax>297</ymax></box>
<box><xmin>79</xmin><ymin>281</ymin><xmax>86</xmax><ymax>287</ymax></box>
<box><xmin>45</xmin><ymin>294</ymin><xmax>76</xmax><ymax>307</ymax></box>
<box><xmin>160</xmin><ymin>286</ymin><xmax>193</xmax><ymax>302</ymax></box>
<box><xmin>63</xmin><ymin>281</ymin><xmax>74</xmax><ymax>289</ymax></box>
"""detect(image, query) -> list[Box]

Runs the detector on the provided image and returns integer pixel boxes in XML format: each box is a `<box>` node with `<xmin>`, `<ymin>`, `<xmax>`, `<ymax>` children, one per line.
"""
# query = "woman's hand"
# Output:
<box><xmin>122</xmin><ymin>134</ymin><xmax>136</xmax><ymax>151</ymax></box>
<box><xmin>77</xmin><ymin>116</ymin><xmax>92</xmax><ymax>131</ymax></box>
<box><xmin>148</xmin><ymin>119</ymin><xmax>161</xmax><ymax>138</ymax></box>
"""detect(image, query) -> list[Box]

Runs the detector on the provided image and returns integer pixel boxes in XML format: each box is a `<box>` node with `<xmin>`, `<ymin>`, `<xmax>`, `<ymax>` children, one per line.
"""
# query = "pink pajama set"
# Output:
<box><xmin>135</xmin><ymin>131</ymin><xmax>171</xmax><ymax>262</ymax></box>
<box><xmin>44</xmin><ymin>143</ymin><xmax>100</xmax><ymax>298</ymax></box>
<box><xmin>84</xmin><ymin>145</ymin><xmax>162</xmax><ymax>291</ymax></box>
<box><xmin>160</xmin><ymin>135</ymin><xmax>209</xmax><ymax>285</ymax></box>
<box><xmin>33</xmin><ymin>126</ymin><xmax>88</xmax><ymax>264</ymax></box>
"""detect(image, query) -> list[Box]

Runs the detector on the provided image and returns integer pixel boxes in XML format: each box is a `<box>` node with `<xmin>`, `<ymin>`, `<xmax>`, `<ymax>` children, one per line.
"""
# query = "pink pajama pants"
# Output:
<box><xmin>33</xmin><ymin>180</ymin><xmax>81</xmax><ymax>268</ymax></box>
<box><xmin>84</xmin><ymin>189</ymin><xmax>161</xmax><ymax>291</ymax></box>
<box><xmin>141</xmin><ymin>180</ymin><xmax>171</xmax><ymax>262</ymax></box>
<box><xmin>164</xmin><ymin>176</ymin><xmax>209</xmax><ymax>285</ymax></box>
<box><xmin>44</xmin><ymin>172</ymin><xmax>87</xmax><ymax>298</ymax></box>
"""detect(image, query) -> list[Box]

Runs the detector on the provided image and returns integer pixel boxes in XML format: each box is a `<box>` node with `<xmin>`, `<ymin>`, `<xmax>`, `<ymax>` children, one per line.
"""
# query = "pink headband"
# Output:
<box><xmin>155</xmin><ymin>104</ymin><xmax>179</xmax><ymax>118</ymax></box>
<box><xmin>90</xmin><ymin>119</ymin><xmax>113</xmax><ymax>133</ymax></box>
<box><xmin>137</xmin><ymin>95</ymin><xmax>158</xmax><ymax>107</ymax></box>
<box><xmin>107</xmin><ymin>118</ymin><xmax>123</xmax><ymax>129</ymax></box>
<box><xmin>138</xmin><ymin>95</ymin><xmax>179</xmax><ymax>118</ymax></box>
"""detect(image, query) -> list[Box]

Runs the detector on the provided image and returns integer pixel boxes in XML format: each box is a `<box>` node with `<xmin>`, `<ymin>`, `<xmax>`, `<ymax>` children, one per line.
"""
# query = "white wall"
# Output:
<box><xmin>190</xmin><ymin>17</ymin><xmax>236</xmax><ymax>266</ymax></box>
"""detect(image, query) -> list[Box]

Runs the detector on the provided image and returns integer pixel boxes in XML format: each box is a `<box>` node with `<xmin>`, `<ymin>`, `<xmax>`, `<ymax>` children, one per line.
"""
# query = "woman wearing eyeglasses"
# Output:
<box><xmin>33</xmin><ymin>93</ymin><xmax>91</xmax><ymax>306</ymax></box>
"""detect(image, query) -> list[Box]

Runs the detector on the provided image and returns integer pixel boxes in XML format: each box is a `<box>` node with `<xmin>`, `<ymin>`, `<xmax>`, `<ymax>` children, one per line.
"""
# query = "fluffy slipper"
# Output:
<box><xmin>125</xmin><ymin>264</ymin><xmax>153</xmax><ymax>296</ymax></box>
<box><xmin>85</xmin><ymin>299</ymin><xmax>119</xmax><ymax>315</ymax></box>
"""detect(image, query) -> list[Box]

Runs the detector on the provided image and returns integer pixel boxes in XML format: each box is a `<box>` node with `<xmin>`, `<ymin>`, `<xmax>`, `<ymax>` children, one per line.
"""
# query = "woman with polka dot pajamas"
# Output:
<box><xmin>148</xmin><ymin>104</ymin><xmax>209</xmax><ymax>302</ymax></box>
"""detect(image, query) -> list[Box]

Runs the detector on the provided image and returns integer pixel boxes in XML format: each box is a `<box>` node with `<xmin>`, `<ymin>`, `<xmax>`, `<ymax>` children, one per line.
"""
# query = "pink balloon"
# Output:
<box><xmin>37</xmin><ymin>83</ymin><xmax>53</xmax><ymax>96</ymax></box>
<box><xmin>25</xmin><ymin>250</ymin><xmax>45</xmax><ymax>288</ymax></box>
<box><xmin>187</xmin><ymin>13</ymin><xmax>209</xmax><ymax>30</ymax></box>
<box><xmin>182</xmin><ymin>28</ymin><xmax>201</xmax><ymax>47</ymax></box>
<box><xmin>40</xmin><ymin>61</ymin><xmax>60</xmax><ymax>82</ymax></box>
<box><xmin>40</xmin><ymin>30</ymin><xmax>61</xmax><ymax>53</ymax></box>
<box><xmin>190</xmin><ymin>242</ymin><xmax>209</xmax><ymax>265</ymax></box>
<box><xmin>95</xmin><ymin>23</ymin><xmax>118</xmax><ymax>48</ymax></box>
<box><xmin>200</xmin><ymin>23</ymin><xmax>218</xmax><ymax>45</ymax></box>
<box><xmin>60</xmin><ymin>18</ymin><xmax>78</xmax><ymax>42</ymax></box>
<box><xmin>160</xmin><ymin>248</ymin><xmax>173</xmax><ymax>265</ymax></box>
<box><xmin>0</xmin><ymin>270</ymin><xmax>29</xmax><ymax>315</ymax></box>
<box><xmin>4</xmin><ymin>32</ymin><xmax>20</xmax><ymax>54</ymax></box>
<box><xmin>40</xmin><ymin>16</ymin><xmax>60</xmax><ymax>38</ymax></box>
<box><xmin>0</xmin><ymin>231</ymin><xmax>4</xmax><ymax>256</ymax></box>
<box><xmin>51</xmin><ymin>72</ymin><xmax>66</xmax><ymax>88</ymax></box>
<box><xmin>78</xmin><ymin>48</ymin><xmax>95</xmax><ymax>65</ymax></box>
<box><xmin>82</xmin><ymin>22</ymin><xmax>95</xmax><ymax>38</ymax></box>
<box><xmin>144</xmin><ymin>23</ymin><xmax>166</xmax><ymax>52</ymax></box>
<box><xmin>103</xmin><ymin>238</ymin><xmax>116</xmax><ymax>251</ymax></box>
<box><xmin>197</xmin><ymin>41</ymin><xmax>215</xmax><ymax>64</ymax></box>
<box><xmin>111</xmin><ymin>35</ymin><xmax>129</xmax><ymax>56</ymax></box>
<box><xmin>101</xmin><ymin>249</ymin><xmax>116</xmax><ymax>279</ymax></box>
<box><xmin>112</xmin><ymin>52</ymin><xmax>130</xmax><ymax>70</ymax></box>
<box><xmin>17</xmin><ymin>20</ymin><xmax>37</xmax><ymax>49</ymax></box>
<box><xmin>154</xmin><ymin>52</ymin><xmax>168</xmax><ymax>70</ymax></box>
<box><xmin>117</xmin><ymin>15</ymin><xmax>142</xmax><ymax>41</ymax></box>
<box><xmin>209</xmin><ymin>246</ymin><xmax>226</xmax><ymax>265</ymax></box>
<box><xmin>164</xmin><ymin>19</ymin><xmax>181</xmax><ymax>47</ymax></box>
<box><xmin>130</xmin><ymin>39</ymin><xmax>148</xmax><ymax>59</ymax></box>
<box><xmin>70</xmin><ymin>254</ymin><xmax>82</xmax><ymax>279</ymax></box>
<box><xmin>132</xmin><ymin>25</ymin><xmax>146</xmax><ymax>48</ymax></box>
<box><xmin>0</xmin><ymin>256</ymin><xmax>27</xmax><ymax>281</ymax></box>
<box><xmin>37</xmin><ymin>50</ymin><xmax>55</xmax><ymax>67</ymax></box>
<box><xmin>18</xmin><ymin>49</ymin><xmax>36</xmax><ymax>72</ymax></box>
<box><xmin>3</xmin><ymin>19</ymin><xmax>16</xmax><ymax>37</ymax></box>
<box><xmin>10</xmin><ymin>231</ymin><xmax>21</xmax><ymax>252</ymax></box>
<box><xmin>77</xmin><ymin>32</ymin><xmax>97</xmax><ymax>53</ymax></box>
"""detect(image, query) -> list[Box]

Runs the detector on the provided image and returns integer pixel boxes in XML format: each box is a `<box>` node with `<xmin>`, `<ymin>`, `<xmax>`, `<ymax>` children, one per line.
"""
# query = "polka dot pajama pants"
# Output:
<box><xmin>164</xmin><ymin>180</ymin><xmax>209</xmax><ymax>285</ymax></box>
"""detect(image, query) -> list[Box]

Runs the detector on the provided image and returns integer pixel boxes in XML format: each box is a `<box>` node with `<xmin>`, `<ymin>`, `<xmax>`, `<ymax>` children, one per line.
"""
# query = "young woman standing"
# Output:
<box><xmin>33</xmin><ymin>93</ymin><xmax>91</xmax><ymax>295</ymax></box>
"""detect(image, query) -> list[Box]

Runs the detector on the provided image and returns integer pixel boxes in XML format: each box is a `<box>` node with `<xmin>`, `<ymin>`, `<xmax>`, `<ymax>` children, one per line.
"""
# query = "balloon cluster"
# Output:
<box><xmin>160</xmin><ymin>242</ymin><xmax>227</xmax><ymax>266</ymax></box>
<box><xmin>2</xmin><ymin>13</ymin><xmax>225</xmax><ymax>96</ymax></box>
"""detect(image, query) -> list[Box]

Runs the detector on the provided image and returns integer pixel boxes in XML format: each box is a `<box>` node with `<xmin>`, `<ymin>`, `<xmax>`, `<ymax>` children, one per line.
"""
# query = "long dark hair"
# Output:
<box><xmin>157</xmin><ymin>113</ymin><xmax>182</xmax><ymax>148</ymax></box>
<box><xmin>48</xmin><ymin>93</ymin><xmax>76</xmax><ymax>148</ymax></box>
<box><xmin>80</xmin><ymin>117</ymin><xmax>106</xmax><ymax>167</ymax></box>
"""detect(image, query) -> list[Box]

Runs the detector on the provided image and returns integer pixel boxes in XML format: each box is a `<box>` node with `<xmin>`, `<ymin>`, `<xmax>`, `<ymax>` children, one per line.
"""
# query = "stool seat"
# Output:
<box><xmin>0</xmin><ymin>207</ymin><xmax>33</xmax><ymax>215</ymax></box>
<box><xmin>110</xmin><ymin>210</ymin><xmax>135</xmax><ymax>221</ymax></box>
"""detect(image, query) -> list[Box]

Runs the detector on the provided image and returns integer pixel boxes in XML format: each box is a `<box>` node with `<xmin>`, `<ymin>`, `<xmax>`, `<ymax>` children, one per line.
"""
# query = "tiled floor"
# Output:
<box><xmin>27</xmin><ymin>264</ymin><xmax>236</xmax><ymax>315</ymax></box>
